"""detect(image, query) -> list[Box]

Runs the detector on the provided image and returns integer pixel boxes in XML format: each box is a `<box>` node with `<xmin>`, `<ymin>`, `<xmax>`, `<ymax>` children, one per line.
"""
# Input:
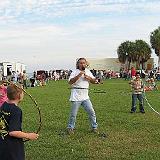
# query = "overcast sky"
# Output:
<box><xmin>0</xmin><ymin>0</ymin><xmax>160</xmax><ymax>72</ymax></box>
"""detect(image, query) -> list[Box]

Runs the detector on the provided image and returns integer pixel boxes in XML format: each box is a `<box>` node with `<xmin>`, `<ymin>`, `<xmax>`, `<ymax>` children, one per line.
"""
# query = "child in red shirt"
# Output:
<box><xmin>0</xmin><ymin>81</ymin><xmax>7</xmax><ymax>107</ymax></box>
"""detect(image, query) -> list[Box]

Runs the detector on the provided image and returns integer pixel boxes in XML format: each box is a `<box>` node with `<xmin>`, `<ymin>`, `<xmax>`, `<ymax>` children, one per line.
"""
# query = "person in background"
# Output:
<box><xmin>131</xmin><ymin>66</ymin><xmax>136</xmax><ymax>79</ymax></box>
<box><xmin>22</xmin><ymin>71</ymin><xmax>27</xmax><ymax>89</ymax></box>
<box><xmin>0</xmin><ymin>81</ymin><xmax>7</xmax><ymax>107</ymax></box>
<box><xmin>129</xmin><ymin>72</ymin><xmax>145</xmax><ymax>113</ymax></box>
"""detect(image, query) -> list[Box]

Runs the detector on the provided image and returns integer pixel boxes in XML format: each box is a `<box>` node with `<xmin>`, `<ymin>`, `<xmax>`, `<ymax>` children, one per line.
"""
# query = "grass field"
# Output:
<box><xmin>21</xmin><ymin>79</ymin><xmax>160</xmax><ymax>160</ymax></box>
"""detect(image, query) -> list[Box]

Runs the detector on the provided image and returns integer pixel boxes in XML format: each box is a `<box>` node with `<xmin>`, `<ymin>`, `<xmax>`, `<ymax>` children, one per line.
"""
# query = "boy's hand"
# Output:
<box><xmin>9</xmin><ymin>131</ymin><xmax>39</xmax><ymax>140</ymax></box>
<box><xmin>27</xmin><ymin>133</ymin><xmax>39</xmax><ymax>140</ymax></box>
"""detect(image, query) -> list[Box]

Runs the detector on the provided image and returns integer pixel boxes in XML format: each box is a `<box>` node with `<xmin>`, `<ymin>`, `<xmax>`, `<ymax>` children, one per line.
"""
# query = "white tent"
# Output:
<box><xmin>0</xmin><ymin>62</ymin><xmax>26</xmax><ymax>77</ymax></box>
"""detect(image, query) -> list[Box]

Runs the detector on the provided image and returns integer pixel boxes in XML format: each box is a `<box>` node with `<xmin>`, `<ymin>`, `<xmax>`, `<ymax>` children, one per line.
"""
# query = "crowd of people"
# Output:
<box><xmin>0</xmin><ymin>70</ymin><xmax>28</xmax><ymax>89</ymax></box>
<box><xmin>120</xmin><ymin>66</ymin><xmax>160</xmax><ymax>80</ymax></box>
<box><xmin>0</xmin><ymin>66</ymin><xmax>160</xmax><ymax>89</ymax></box>
<box><xmin>0</xmin><ymin>69</ymin><xmax>72</xmax><ymax>88</ymax></box>
<box><xmin>30</xmin><ymin>70</ymin><xmax>72</xmax><ymax>87</ymax></box>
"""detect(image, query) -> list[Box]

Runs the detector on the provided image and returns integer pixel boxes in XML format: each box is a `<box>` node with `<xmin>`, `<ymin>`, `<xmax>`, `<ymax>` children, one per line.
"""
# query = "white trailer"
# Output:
<box><xmin>0</xmin><ymin>62</ymin><xmax>26</xmax><ymax>77</ymax></box>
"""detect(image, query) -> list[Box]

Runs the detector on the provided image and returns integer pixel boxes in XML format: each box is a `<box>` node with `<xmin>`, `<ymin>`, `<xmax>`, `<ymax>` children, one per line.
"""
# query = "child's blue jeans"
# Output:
<box><xmin>131</xmin><ymin>94</ymin><xmax>144</xmax><ymax>112</ymax></box>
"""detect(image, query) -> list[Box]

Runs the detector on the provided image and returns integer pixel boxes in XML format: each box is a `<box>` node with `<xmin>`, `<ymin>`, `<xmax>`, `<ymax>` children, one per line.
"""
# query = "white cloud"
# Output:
<box><xmin>0</xmin><ymin>0</ymin><xmax>160</xmax><ymax>71</ymax></box>
<box><xmin>0</xmin><ymin>0</ymin><xmax>160</xmax><ymax>23</ymax></box>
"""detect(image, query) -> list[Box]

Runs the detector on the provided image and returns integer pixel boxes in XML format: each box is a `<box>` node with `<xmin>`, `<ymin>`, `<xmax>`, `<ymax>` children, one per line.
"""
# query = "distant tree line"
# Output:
<box><xmin>117</xmin><ymin>26</ymin><xmax>160</xmax><ymax>70</ymax></box>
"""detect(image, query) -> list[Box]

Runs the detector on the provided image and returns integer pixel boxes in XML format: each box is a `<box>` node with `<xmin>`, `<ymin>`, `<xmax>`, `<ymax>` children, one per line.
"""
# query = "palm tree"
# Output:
<box><xmin>134</xmin><ymin>40</ymin><xmax>151</xmax><ymax>69</ymax></box>
<box><xmin>150</xmin><ymin>26</ymin><xmax>160</xmax><ymax>66</ymax></box>
<box><xmin>117</xmin><ymin>41</ymin><xmax>135</xmax><ymax>70</ymax></box>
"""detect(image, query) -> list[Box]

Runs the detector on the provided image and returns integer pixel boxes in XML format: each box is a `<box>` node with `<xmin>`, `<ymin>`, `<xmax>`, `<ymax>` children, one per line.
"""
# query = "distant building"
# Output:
<box><xmin>0</xmin><ymin>62</ymin><xmax>26</xmax><ymax>77</ymax></box>
<box><xmin>87</xmin><ymin>58</ymin><xmax>154</xmax><ymax>71</ymax></box>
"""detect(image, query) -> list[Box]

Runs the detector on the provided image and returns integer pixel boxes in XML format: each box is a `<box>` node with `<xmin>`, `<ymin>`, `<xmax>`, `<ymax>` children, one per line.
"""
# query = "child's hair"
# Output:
<box><xmin>76</xmin><ymin>58</ymin><xmax>88</xmax><ymax>69</ymax></box>
<box><xmin>7</xmin><ymin>84</ymin><xmax>23</xmax><ymax>100</ymax></box>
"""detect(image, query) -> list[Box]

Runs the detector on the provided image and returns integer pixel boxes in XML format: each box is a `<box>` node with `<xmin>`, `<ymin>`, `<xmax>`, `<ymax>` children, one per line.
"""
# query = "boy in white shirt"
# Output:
<box><xmin>67</xmin><ymin>58</ymin><xmax>98</xmax><ymax>134</ymax></box>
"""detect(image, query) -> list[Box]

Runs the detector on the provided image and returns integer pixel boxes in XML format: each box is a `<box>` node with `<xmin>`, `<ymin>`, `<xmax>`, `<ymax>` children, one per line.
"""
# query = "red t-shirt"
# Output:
<box><xmin>0</xmin><ymin>86</ymin><xmax>7</xmax><ymax>107</ymax></box>
<box><xmin>131</xmin><ymin>68</ymin><xmax>136</xmax><ymax>77</ymax></box>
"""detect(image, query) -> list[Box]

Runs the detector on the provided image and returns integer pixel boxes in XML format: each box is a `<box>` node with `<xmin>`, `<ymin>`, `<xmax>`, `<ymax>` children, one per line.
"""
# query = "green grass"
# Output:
<box><xmin>21</xmin><ymin>79</ymin><xmax>160</xmax><ymax>160</ymax></box>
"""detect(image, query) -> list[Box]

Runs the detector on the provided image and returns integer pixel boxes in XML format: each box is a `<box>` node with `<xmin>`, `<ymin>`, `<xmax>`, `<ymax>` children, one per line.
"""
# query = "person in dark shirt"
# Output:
<box><xmin>0</xmin><ymin>84</ymin><xmax>39</xmax><ymax>160</ymax></box>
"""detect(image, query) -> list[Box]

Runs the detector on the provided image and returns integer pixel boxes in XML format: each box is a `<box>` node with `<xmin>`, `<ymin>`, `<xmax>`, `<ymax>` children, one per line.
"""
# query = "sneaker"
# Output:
<box><xmin>67</xmin><ymin>128</ymin><xmax>74</xmax><ymax>135</ymax></box>
<box><xmin>130</xmin><ymin>110</ymin><xmax>135</xmax><ymax>113</ymax></box>
<box><xmin>91</xmin><ymin>128</ymin><xmax>99</xmax><ymax>134</ymax></box>
<box><xmin>140</xmin><ymin>110</ymin><xmax>145</xmax><ymax>113</ymax></box>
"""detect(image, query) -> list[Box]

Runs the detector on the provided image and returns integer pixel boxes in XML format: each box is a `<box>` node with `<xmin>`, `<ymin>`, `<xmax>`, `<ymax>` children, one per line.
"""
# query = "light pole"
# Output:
<box><xmin>125</xmin><ymin>52</ymin><xmax>128</xmax><ymax>70</ymax></box>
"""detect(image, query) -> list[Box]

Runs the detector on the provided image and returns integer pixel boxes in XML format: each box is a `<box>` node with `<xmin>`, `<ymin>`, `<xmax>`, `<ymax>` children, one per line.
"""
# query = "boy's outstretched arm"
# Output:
<box><xmin>9</xmin><ymin>131</ymin><xmax>39</xmax><ymax>140</ymax></box>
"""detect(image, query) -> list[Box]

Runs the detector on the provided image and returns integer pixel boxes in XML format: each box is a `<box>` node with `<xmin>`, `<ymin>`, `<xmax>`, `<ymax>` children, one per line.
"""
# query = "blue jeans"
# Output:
<box><xmin>67</xmin><ymin>99</ymin><xmax>98</xmax><ymax>129</ymax></box>
<box><xmin>131</xmin><ymin>94</ymin><xmax>144</xmax><ymax>112</ymax></box>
